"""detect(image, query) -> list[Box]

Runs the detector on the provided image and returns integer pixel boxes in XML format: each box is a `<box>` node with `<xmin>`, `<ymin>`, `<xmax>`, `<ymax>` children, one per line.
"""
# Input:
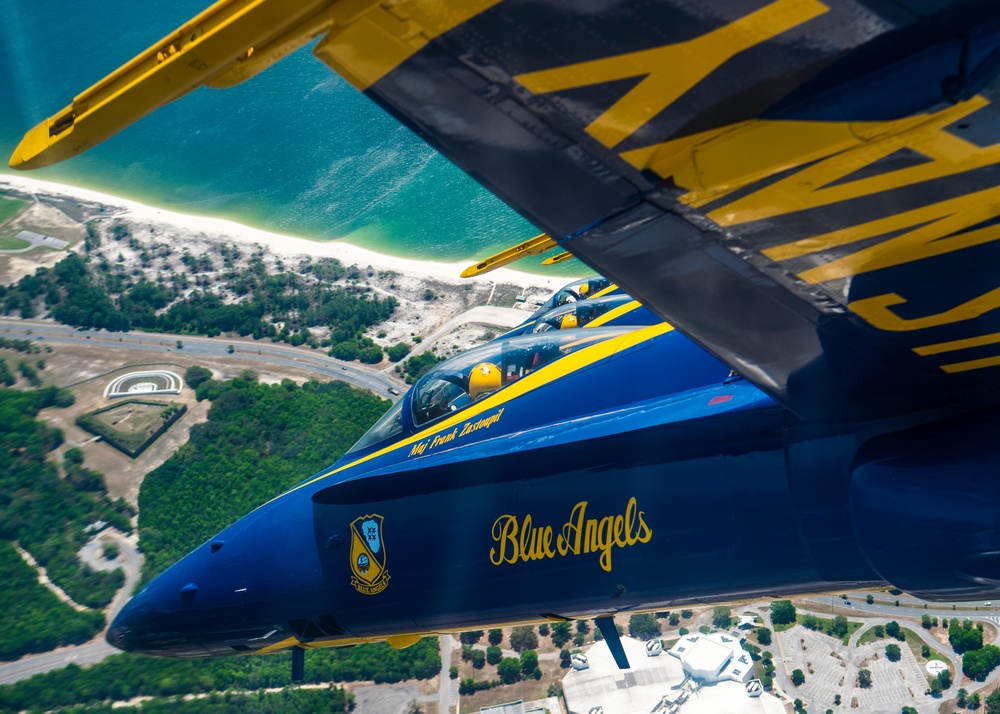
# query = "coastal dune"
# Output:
<box><xmin>0</xmin><ymin>174</ymin><xmax>578</xmax><ymax>293</ymax></box>
<box><xmin>0</xmin><ymin>173</ymin><xmax>586</xmax><ymax>357</ymax></box>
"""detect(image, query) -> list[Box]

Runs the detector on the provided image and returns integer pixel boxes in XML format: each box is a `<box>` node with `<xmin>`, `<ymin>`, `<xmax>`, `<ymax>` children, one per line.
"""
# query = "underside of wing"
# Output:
<box><xmin>15</xmin><ymin>0</ymin><xmax>1000</xmax><ymax>421</ymax></box>
<box><xmin>333</xmin><ymin>0</ymin><xmax>1000</xmax><ymax>421</ymax></box>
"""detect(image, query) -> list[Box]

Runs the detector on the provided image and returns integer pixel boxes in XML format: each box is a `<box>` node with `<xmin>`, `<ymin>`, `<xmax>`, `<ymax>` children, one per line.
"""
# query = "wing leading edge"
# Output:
<box><xmin>14</xmin><ymin>0</ymin><xmax>1000</xmax><ymax>421</ymax></box>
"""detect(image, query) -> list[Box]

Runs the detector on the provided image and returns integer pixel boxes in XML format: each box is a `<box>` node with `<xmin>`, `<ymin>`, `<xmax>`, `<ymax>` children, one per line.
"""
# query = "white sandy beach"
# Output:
<box><xmin>0</xmin><ymin>173</ymin><xmax>581</xmax><ymax>292</ymax></box>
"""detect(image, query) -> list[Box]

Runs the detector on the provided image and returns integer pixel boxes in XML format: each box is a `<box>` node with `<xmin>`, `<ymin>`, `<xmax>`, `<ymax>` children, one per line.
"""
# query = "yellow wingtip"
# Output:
<box><xmin>460</xmin><ymin>233</ymin><xmax>557</xmax><ymax>278</ymax></box>
<box><xmin>541</xmin><ymin>250</ymin><xmax>575</xmax><ymax>266</ymax></box>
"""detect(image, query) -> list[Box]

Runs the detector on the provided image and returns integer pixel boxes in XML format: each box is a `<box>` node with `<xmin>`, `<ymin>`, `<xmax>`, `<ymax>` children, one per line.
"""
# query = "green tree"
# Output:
<box><xmin>957</xmin><ymin>687</ymin><xmax>968</xmax><ymax>706</ymax></box>
<box><xmin>858</xmin><ymin>669</ymin><xmax>872</xmax><ymax>688</ymax></box>
<box><xmin>921</xmin><ymin>643</ymin><xmax>930</xmax><ymax>658</ymax></box>
<box><xmin>497</xmin><ymin>658</ymin><xmax>521</xmax><ymax>684</ymax></box>
<box><xmin>901</xmin><ymin>707</ymin><xmax>918</xmax><ymax>714</ymax></box>
<box><xmin>183</xmin><ymin>365</ymin><xmax>213</xmax><ymax>390</ymax></box>
<box><xmin>951</xmin><ymin>620</ymin><xmax>984</xmax><ymax>654</ymax></box>
<box><xmin>538</xmin><ymin>623</ymin><xmax>549</xmax><ymax>637</ymax></box>
<box><xmin>668</xmin><ymin>613</ymin><xmax>680</xmax><ymax>626</ymax></box>
<box><xmin>791</xmin><ymin>669</ymin><xmax>805</xmax><ymax>686</ymax></box>
<box><xmin>757</xmin><ymin>627</ymin><xmax>772</xmax><ymax>646</ymax></box>
<box><xmin>969</xmin><ymin>691</ymin><xmax>981</xmax><ymax>710</ymax></box>
<box><xmin>830</xmin><ymin>614</ymin><xmax>848</xmax><ymax>638</ymax></box>
<box><xmin>885</xmin><ymin>643</ymin><xmax>901</xmax><ymax>662</ymax></box>
<box><xmin>866</xmin><ymin>594</ymin><xmax>874</xmax><ymax>604</ymax></box>
<box><xmin>937</xmin><ymin>667</ymin><xmax>951</xmax><ymax>689</ymax></box>
<box><xmin>712</xmin><ymin>606</ymin><xmax>732</xmax><ymax>629</ymax></box>
<box><xmin>885</xmin><ymin>621</ymin><xmax>901</xmax><ymax>640</ymax></box>
<box><xmin>387</xmin><ymin>343</ymin><xmax>411</xmax><ymax>362</ymax></box>
<box><xmin>681</xmin><ymin>610</ymin><xmax>693</xmax><ymax>619</ymax></box>
<box><xmin>576</xmin><ymin>619</ymin><xmax>590</xmax><ymax>635</ymax></box>
<box><xmin>520</xmin><ymin>650</ymin><xmax>538</xmax><ymax>674</ymax></box>
<box><xmin>488</xmin><ymin>629</ymin><xmax>503</xmax><ymax>646</ymax></box>
<box><xmin>471</xmin><ymin>649</ymin><xmax>485</xmax><ymax>670</ymax></box>
<box><xmin>963</xmin><ymin>645</ymin><xmax>1000</xmax><ymax>681</ymax></box>
<box><xmin>801</xmin><ymin>614</ymin><xmax>820</xmax><ymax>631</ymax></box>
<box><xmin>921</xmin><ymin>614</ymin><xmax>932</xmax><ymax>629</ymax></box>
<box><xmin>509</xmin><ymin>626</ymin><xmax>538</xmax><ymax>652</ymax></box>
<box><xmin>628</xmin><ymin>613</ymin><xmax>661</xmax><ymax>640</ymax></box>
<box><xmin>559</xmin><ymin>649</ymin><xmax>572</xmax><ymax>668</ymax></box>
<box><xmin>551</xmin><ymin>622</ymin><xmax>572</xmax><ymax>647</ymax></box>
<box><xmin>486</xmin><ymin>646</ymin><xmax>502</xmax><ymax>666</ymax></box>
<box><xmin>449</xmin><ymin>666</ymin><xmax>458</xmax><ymax>679</ymax></box>
<box><xmin>770</xmin><ymin>600</ymin><xmax>796</xmax><ymax>625</ymax></box>
<box><xmin>460</xmin><ymin>631</ymin><xmax>483</xmax><ymax>646</ymax></box>
<box><xmin>874</xmin><ymin>624</ymin><xmax>885</xmax><ymax>638</ymax></box>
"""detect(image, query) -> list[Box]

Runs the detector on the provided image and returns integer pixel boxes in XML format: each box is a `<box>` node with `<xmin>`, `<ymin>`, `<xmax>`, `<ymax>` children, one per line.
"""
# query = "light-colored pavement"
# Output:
<box><xmin>0</xmin><ymin>229</ymin><xmax>68</xmax><ymax>254</ymax></box>
<box><xmin>403</xmin><ymin>306</ymin><xmax>528</xmax><ymax>361</ymax></box>
<box><xmin>0</xmin><ymin>317</ymin><xmax>408</xmax><ymax>401</ymax></box>
<box><xmin>439</xmin><ymin>635</ymin><xmax>458</xmax><ymax>714</ymax></box>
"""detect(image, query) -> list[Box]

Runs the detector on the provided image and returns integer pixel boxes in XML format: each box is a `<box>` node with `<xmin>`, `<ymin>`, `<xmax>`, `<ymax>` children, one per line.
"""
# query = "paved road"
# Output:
<box><xmin>0</xmin><ymin>317</ymin><xmax>408</xmax><ymax>401</ymax></box>
<box><xmin>806</xmin><ymin>594</ymin><xmax>999</xmax><ymax>624</ymax></box>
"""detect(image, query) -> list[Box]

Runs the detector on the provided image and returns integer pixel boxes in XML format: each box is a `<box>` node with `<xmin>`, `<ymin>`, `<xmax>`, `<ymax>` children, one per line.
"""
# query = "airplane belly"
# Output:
<box><xmin>312</xmin><ymin>410</ymin><xmax>877</xmax><ymax>636</ymax></box>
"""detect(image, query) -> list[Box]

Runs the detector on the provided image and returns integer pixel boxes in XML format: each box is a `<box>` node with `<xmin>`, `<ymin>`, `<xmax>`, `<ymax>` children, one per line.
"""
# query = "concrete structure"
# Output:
<box><xmin>562</xmin><ymin>636</ymin><xmax>782</xmax><ymax>714</ymax></box>
<box><xmin>0</xmin><ymin>230</ymin><xmax>69</xmax><ymax>254</ymax></box>
<box><xmin>104</xmin><ymin>370</ymin><xmax>182</xmax><ymax>399</ymax></box>
<box><xmin>479</xmin><ymin>697</ymin><xmax>559</xmax><ymax>714</ymax></box>
<box><xmin>646</xmin><ymin>638</ymin><xmax>663</xmax><ymax>656</ymax></box>
<box><xmin>668</xmin><ymin>632</ymin><xmax>753</xmax><ymax>684</ymax></box>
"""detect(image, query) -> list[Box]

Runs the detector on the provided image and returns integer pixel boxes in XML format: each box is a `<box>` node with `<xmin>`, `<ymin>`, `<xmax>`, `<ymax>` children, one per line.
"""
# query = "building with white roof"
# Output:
<box><xmin>668</xmin><ymin>632</ymin><xmax>754</xmax><ymax>684</ymax></box>
<box><xmin>562</xmin><ymin>635</ymin><xmax>783</xmax><ymax>714</ymax></box>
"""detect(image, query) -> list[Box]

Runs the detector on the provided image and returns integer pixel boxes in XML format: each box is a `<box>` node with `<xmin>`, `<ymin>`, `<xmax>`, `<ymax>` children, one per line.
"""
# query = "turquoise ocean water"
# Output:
<box><xmin>0</xmin><ymin>0</ymin><xmax>578</xmax><ymax>275</ymax></box>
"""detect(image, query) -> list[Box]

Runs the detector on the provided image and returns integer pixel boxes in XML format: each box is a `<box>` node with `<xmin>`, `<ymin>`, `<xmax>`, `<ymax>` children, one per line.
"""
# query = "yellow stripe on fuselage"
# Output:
<box><xmin>585</xmin><ymin>299</ymin><xmax>643</xmax><ymax>328</ymax></box>
<box><xmin>588</xmin><ymin>284</ymin><xmax>618</xmax><ymax>300</ymax></box>
<box><xmin>271</xmin><ymin>322</ymin><xmax>673</xmax><ymax>503</ymax></box>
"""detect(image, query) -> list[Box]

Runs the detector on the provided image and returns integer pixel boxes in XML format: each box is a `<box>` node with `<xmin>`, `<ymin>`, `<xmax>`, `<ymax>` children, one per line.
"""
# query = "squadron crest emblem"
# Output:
<box><xmin>349</xmin><ymin>514</ymin><xmax>389</xmax><ymax>595</ymax></box>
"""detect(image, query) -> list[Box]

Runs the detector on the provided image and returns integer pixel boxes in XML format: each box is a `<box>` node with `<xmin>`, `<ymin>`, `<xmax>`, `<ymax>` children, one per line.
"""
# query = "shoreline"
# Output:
<box><xmin>0</xmin><ymin>173</ymin><xmax>583</xmax><ymax>292</ymax></box>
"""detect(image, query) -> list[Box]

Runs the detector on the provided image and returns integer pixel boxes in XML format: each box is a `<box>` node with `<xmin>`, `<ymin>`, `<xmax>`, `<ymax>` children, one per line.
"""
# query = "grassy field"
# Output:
<box><xmin>900</xmin><ymin>627</ymin><xmax>952</xmax><ymax>669</ymax></box>
<box><xmin>0</xmin><ymin>196</ymin><xmax>29</xmax><ymax>224</ymax></box>
<box><xmin>776</xmin><ymin>613</ymin><xmax>864</xmax><ymax>645</ymax></box>
<box><xmin>78</xmin><ymin>400</ymin><xmax>181</xmax><ymax>454</ymax></box>
<box><xmin>0</xmin><ymin>233</ymin><xmax>30</xmax><ymax>250</ymax></box>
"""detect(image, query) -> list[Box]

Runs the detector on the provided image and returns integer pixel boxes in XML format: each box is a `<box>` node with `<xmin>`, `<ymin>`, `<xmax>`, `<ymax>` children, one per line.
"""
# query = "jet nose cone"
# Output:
<box><xmin>106</xmin><ymin>588</ymin><xmax>152</xmax><ymax>652</ymax></box>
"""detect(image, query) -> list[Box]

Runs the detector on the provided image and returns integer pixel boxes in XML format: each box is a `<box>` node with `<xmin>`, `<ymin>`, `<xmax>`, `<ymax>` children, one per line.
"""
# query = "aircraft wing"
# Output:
<box><xmin>14</xmin><ymin>0</ymin><xmax>1000</xmax><ymax>421</ymax></box>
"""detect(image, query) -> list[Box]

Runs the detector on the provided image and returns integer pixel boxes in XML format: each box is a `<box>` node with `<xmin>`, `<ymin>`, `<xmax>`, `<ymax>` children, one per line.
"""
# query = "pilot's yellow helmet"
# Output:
<box><xmin>560</xmin><ymin>313</ymin><xmax>579</xmax><ymax>329</ymax></box>
<box><xmin>469</xmin><ymin>362</ymin><xmax>501</xmax><ymax>400</ymax></box>
<box><xmin>579</xmin><ymin>283</ymin><xmax>590</xmax><ymax>296</ymax></box>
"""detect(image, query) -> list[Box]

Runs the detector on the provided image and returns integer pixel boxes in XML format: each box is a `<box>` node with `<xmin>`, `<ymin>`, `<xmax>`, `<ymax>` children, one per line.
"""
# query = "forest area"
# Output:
<box><xmin>0</xmin><ymin>387</ymin><xmax>132</xmax><ymax>660</ymax></box>
<box><xmin>0</xmin><ymin>637</ymin><xmax>439</xmax><ymax>712</ymax></box>
<box><xmin>0</xmin><ymin>247</ymin><xmax>401</xmax><ymax>364</ymax></box>
<box><xmin>138</xmin><ymin>372</ymin><xmax>391</xmax><ymax>581</ymax></box>
<box><xmin>0</xmin><ymin>370</ymin><xmax>439</xmax><ymax>712</ymax></box>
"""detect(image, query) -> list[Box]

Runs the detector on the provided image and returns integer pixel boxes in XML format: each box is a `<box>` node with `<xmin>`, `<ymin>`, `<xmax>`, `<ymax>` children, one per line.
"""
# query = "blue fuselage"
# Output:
<box><xmin>106</xmin><ymin>324</ymin><xmax>996</xmax><ymax>658</ymax></box>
